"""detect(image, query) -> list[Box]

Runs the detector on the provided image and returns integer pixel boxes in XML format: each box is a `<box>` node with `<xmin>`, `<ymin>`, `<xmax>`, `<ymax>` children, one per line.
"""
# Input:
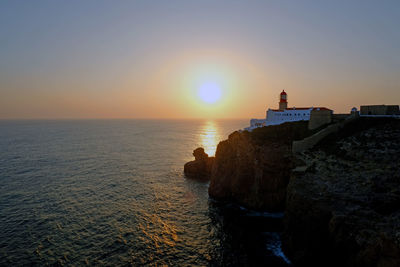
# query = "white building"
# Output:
<box><xmin>246</xmin><ymin>90</ymin><xmax>331</xmax><ymax>131</ymax></box>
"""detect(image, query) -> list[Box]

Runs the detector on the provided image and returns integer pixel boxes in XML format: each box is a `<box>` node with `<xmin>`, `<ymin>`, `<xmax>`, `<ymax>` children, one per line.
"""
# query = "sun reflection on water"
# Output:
<box><xmin>199</xmin><ymin>121</ymin><xmax>220</xmax><ymax>156</ymax></box>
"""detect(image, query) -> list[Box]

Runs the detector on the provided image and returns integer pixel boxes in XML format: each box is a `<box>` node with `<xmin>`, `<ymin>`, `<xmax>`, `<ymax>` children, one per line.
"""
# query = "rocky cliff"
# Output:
<box><xmin>283</xmin><ymin>118</ymin><xmax>400</xmax><ymax>266</ymax></box>
<box><xmin>184</xmin><ymin>147</ymin><xmax>214</xmax><ymax>180</ymax></box>
<box><xmin>208</xmin><ymin>121</ymin><xmax>312</xmax><ymax>211</ymax></box>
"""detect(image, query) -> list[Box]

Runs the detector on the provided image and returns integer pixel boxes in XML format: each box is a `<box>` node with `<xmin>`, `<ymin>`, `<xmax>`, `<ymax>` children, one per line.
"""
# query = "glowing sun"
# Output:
<box><xmin>197</xmin><ymin>82</ymin><xmax>222</xmax><ymax>104</ymax></box>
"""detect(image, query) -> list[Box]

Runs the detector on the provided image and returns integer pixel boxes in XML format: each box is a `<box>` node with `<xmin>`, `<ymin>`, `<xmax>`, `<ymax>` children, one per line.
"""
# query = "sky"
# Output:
<box><xmin>1</xmin><ymin>0</ymin><xmax>399</xmax><ymax>119</ymax></box>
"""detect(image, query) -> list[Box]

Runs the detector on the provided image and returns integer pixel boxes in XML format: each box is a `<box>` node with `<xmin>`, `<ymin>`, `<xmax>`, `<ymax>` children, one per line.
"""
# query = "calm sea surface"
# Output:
<box><xmin>0</xmin><ymin>119</ymin><xmax>290</xmax><ymax>266</ymax></box>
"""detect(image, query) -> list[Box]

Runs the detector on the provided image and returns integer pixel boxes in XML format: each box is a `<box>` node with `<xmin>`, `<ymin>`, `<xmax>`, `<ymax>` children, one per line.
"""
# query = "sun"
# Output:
<box><xmin>197</xmin><ymin>82</ymin><xmax>222</xmax><ymax>104</ymax></box>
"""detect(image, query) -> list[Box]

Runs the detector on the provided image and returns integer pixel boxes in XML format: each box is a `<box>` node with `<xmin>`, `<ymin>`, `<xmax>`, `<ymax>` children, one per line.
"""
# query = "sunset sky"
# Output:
<box><xmin>1</xmin><ymin>1</ymin><xmax>399</xmax><ymax>119</ymax></box>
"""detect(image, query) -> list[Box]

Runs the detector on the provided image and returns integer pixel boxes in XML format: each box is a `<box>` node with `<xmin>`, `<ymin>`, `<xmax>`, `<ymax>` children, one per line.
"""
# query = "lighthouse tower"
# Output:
<box><xmin>279</xmin><ymin>90</ymin><xmax>288</xmax><ymax>110</ymax></box>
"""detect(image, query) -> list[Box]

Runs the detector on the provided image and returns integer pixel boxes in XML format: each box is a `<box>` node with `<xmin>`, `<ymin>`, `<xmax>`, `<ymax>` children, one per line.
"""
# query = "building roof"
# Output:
<box><xmin>269</xmin><ymin>107</ymin><xmax>331</xmax><ymax>112</ymax></box>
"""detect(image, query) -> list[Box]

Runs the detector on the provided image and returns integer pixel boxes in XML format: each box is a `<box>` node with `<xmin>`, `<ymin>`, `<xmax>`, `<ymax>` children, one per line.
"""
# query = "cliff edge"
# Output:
<box><xmin>208</xmin><ymin>121</ymin><xmax>312</xmax><ymax>211</ymax></box>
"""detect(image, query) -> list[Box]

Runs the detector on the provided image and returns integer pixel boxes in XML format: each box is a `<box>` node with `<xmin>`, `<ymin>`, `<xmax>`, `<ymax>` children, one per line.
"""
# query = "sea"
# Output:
<box><xmin>0</xmin><ymin>119</ymin><xmax>291</xmax><ymax>266</ymax></box>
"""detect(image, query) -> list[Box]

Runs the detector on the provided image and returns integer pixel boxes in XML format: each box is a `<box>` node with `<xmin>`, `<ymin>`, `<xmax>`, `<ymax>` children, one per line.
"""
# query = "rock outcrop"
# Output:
<box><xmin>184</xmin><ymin>148</ymin><xmax>214</xmax><ymax>180</ymax></box>
<box><xmin>283</xmin><ymin>118</ymin><xmax>400</xmax><ymax>266</ymax></box>
<box><xmin>208</xmin><ymin>122</ymin><xmax>311</xmax><ymax>211</ymax></box>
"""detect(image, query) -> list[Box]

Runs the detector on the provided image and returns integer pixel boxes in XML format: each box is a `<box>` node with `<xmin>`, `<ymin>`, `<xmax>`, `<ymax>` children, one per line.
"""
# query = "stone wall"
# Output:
<box><xmin>332</xmin><ymin>114</ymin><xmax>349</xmax><ymax>122</ymax></box>
<box><xmin>360</xmin><ymin>105</ymin><xmax>400</xmax><ymax>115</ymax></box>
<box><xmin>308</xmin><ymin>109</ymin><xmax>333</xmax><ymax>130</ymax></box>
<box><xmin>292</xmin><ymin>115</ymin><xmax>357</xmax><ymax>153</ymax></box>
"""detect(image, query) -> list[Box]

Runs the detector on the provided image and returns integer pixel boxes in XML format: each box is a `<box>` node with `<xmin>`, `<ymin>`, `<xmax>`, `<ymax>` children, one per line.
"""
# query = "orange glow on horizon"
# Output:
<box><xmin>198</xmin><ymin>121</ymin><xmax>219</xmax><ymax>156</ymax></box>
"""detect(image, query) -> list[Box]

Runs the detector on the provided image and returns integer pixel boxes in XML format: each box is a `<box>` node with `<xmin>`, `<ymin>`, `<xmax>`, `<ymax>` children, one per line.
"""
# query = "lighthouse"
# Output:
<box><xmin>279</xmin><ymin>90</ymin><xmax>288</xmax><ymax>110</ymax></box>
<box><xmin>245</xmin><ymin>89</ymin><xmax>331</xmax><ymax>131</ymax></box>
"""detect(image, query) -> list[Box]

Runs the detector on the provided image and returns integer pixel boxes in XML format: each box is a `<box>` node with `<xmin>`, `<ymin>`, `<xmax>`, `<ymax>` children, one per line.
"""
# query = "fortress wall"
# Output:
<box><xmin>360</xmin><ymin>105</ymin><xmax>399</xmax><ymax>115</ymax></box>
<box><xmin>308</xmin><ymin>109</ymin><xmax>333</xmax><ymax>130</ymax></box>
<box><xmin>361</xmin><ymin>105</ymin><xmax>387</xmax><ymax>115</ymax></box>
<box><xmin>292</xmin><ymin>115</ymin><xmax>358</xmax><ymax>153</ymax></box>
<box><xmin>332</xmin><ymin>114</ymin><xmax>349</xmax><ymax>122</ymax></box>
<box><xmin>386</xmin><ymin>105</ymin><xmax>400</xmax><ymax>115</ymax></box>
<box><xmin>292</xmin><ymin>124</ymin><xmax>338</xmax><ymax>153</ymax></box>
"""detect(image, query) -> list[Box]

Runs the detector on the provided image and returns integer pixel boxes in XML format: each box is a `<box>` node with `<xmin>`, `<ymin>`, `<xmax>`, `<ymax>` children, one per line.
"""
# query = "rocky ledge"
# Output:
<box><xmin>283</xmin><ymin>118</ymin><xmax>400</xmax><ymax>266</ymax></box>
<box><xmin>184</xmin><ymin>147</ymin><xmax>214</xmax><ymax>181</ymax></box>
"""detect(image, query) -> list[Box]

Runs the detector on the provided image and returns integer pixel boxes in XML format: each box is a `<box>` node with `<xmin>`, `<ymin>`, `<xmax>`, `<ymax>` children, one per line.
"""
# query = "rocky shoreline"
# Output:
<box><xmin>185</xmin><ymin>117</ymin><xmax>400</xmax><ymax>266</ymax></box>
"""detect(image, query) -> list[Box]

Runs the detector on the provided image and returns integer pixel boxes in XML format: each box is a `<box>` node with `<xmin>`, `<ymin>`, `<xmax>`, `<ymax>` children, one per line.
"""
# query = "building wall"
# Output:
<box><xmin>360</xmin><ymin>105</ymin><xmax>387</xmax><ymax>115</ymax></box>
<box><xmin>308</xmin><ymin>109</ymin><xmax>333</xmax><ymax>130</ymax></box>
<box><xmin>386</xmin><ymin>105</ymin><xmax>400</xmax><ymax>115</ymax></box>
<box><xmin>250</xmin><ymin>119</ymin><xmax>266</xmax><ymax>127</ymax></box>
<box><xmin>360</xmin><ymin>105</ymin><xmax>400</xmax><ymax>115</ymax></box>
<box><xmin>244</xmin><ymin>118</ymin><xmax>267</xmax><ymax>131</ymax></box>
<box><xmin>266</xmin><ymin>109</ymin><xmax>311</xmax><ymax>126</ymax></box>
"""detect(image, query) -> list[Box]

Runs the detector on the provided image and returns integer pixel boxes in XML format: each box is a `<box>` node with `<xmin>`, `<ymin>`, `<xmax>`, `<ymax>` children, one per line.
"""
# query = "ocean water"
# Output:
<box><xmin>0</xmin><ymin>119</ymin><xmax>290</xmax><ymax>266</ymax></box>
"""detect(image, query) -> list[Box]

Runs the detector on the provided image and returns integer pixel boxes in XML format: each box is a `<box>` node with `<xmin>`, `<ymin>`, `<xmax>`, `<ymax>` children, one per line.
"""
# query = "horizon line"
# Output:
<box><xmin>0</xmin><ymin>117</ymin><xmax>251</xmax><ymax>121</ymax></box>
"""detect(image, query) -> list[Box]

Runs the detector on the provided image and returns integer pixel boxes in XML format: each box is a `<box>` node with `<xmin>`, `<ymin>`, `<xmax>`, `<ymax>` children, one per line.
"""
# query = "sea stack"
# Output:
<box><xmin>184</xmin><ymin>147</ymin><xmax>214</xmax><ymax>180</ymax></box>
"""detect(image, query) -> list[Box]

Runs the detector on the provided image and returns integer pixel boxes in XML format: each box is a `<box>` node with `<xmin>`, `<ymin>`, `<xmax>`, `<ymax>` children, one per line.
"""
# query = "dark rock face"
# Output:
<box><xmin>184</xmin><ymin>148</ymin><xmax>214</xmax><ymax>180</ymax></box>
<box><xmin>193</xmin><ymin>147</ymin><xmax>208</xmax><ymax>161</ymax></box>
<box><xmin>283</xmin><ymin>118</ymin><xmax>400</xmax><ymax>266</ymax></box>
<box><xmin>208</xmin><ymin>121</ymin><xmax>311</xmax><ymax>211</ymax></box>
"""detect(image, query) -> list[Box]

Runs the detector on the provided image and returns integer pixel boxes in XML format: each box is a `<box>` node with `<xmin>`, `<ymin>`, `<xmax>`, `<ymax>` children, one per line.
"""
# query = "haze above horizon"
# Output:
<box><xmin>1</xmin><ymin>1</ymin><xmax>400</xmax><ymax>119</ymax></box>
